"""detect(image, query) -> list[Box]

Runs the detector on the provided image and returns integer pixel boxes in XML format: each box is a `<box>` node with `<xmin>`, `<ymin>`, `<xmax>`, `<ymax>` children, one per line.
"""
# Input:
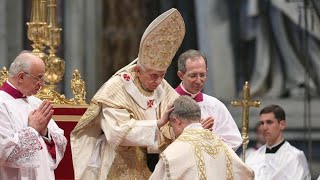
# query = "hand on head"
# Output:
<box><xmin>157</xmin><ymin>104</ymin><xmax>174</xmax><ymax>128</ymax></box>
<box><xmin>28</xmin><ymin>100</ymin><xmax>54</xmax><ymax>136</ymax></box>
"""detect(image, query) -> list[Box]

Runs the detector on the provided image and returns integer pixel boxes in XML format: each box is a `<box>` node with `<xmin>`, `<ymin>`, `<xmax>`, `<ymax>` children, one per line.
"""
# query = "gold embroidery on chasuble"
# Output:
<box><xmin>176</xmin><ymin>129</ymin><xmax>234</xmax><ymax>180</ymax></box>
<box><xmin>97</xmin><ymin>72</ymin><xmax>155</xmax><ymax>180</ymax></box>
<box><xmin>107</xmin><ymin>147</ymin><xmax>151</xmax><ymax>180</ymax></box>
<box><xmin>160</xmin><ymin>153</ymin><xmax>172</xmax><ymax>180</ymax></box>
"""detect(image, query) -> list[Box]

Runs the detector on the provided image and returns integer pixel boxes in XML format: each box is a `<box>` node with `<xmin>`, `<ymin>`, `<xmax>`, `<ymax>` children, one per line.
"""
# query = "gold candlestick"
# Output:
<box><xmin>44</xmin><ymin>0</ymin><xmax>65</xmax><ymax>90</ymax></box>
<box><xmin>27</xmin><ymin>0</ymin><xmax>48</xmax><ymax>61</ymax></box>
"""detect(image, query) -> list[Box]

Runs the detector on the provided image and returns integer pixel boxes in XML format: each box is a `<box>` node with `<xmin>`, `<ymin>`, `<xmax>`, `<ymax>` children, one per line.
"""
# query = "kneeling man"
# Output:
<box><xmin>150</xmin><ymin>96</ymin><xmax>254</xmax><ymax>180</ymax></box>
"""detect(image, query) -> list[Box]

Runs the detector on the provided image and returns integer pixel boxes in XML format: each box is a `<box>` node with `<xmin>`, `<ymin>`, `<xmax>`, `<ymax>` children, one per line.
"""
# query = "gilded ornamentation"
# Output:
<box><xmin>138</xmin><ymin>9</ymin><xmax>185</xmax><ymax>71</ymax></box>
<box><xmin>106</xmin><ymin>147</ymin><xmax>151</xmax><ymax>180</ymax></box>
<box><xmin>34</xmin><ymin>70</ymin><xmax>86</xmax><ymax>105</ymax></box>
<box><xmin>27</xmin><ymin>0</ymin><xmax>48</xmax><ymax>62</ymax></box>
<box><xmin>231</xmin><ymin>81</ymin><xmax>260</xmax><ymax>162</ymax></box>
<box><xmin>44</xmin><ymin>0</ymin><xmax>65</xmax><ymax>90</ymax></box>
<box><xmin>0</xmin><ymin>67</ymin><xmax>9</xmax><ymax>87</ymax></box>
<box><xmin>177</xmin><ymin>129</ymin><xmax>234</xmax><ymax>180</ymax></box>
<box><xmin>23</xmin><ymin>0</ymin><xmax>87</xmax><ymax>105</ymax></box>
<box><xmin>70</xmin><ymin>70</ymin><xmax>86</xmax><ymax>105</ymax></box>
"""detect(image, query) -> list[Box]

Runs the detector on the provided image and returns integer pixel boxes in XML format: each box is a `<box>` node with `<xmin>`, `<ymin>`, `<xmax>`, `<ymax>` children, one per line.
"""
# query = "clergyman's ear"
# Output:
<box><xmin>17</xmin><ymin>71</ymin><xmax>25</xmax><ymax>82</ymax></box>
<box><xmin>177</xmin><ymin>71</ymin><xmax>184</xmax><ymax>81</ymax></box>
<box><xmin>279</xmin><ymin>120</ymin><xmax>286</xmax><ymax>130</ymax></box>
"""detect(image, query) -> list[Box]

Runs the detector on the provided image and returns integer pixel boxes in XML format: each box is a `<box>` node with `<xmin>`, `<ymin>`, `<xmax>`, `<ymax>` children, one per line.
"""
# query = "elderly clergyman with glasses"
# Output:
<box><xmin>175</xmin><ymin>49</ymin><xmax>242</xmax><ymax>151</ymax></box>
<box><xmin>0</xmin><ymin>51</ymin><xmax>67</xmax><ymax>180</ymax></box>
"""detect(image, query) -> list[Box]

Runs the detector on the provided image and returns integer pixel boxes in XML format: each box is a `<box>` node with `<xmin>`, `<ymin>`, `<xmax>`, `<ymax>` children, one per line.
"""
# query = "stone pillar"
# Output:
<box><xmin>0</xmin><ymin>0</ymin><xmax>7</xmax><ymax>66</ymax></box>
<box><xmin>64</xmin><ymin>0</ymin><xmax>103</xmax><ymax>100</ymax></box>
<box><xmin>7</xmin><ymin>0</ymin><xmax>23</xmax><ymax>62</ymax></box>
<box><xmin>0</xmin><ymin>0</ymin><xmax>23</xmax><ymax>68</ymax></box>
<box><xmin>194</xmin><ymin>0</ymin><xmax>236</xmax><ymax>100</ymax></box>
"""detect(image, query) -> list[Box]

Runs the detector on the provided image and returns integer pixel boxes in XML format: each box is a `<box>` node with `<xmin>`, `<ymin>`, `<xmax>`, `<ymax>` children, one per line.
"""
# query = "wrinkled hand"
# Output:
<box><xmin>28</xmin><ymin>101</ymin><xmax>54</xmax><ymax>136</ymax></box>
<box><xmin>157</xmin><ymin>104</ymin><xmax>174</xmax><ymax>128</ymax></box>
<box><xmin>201</xmin><ymin>116</ymin><xmax>214</xmax><ymax>131</ymax></box>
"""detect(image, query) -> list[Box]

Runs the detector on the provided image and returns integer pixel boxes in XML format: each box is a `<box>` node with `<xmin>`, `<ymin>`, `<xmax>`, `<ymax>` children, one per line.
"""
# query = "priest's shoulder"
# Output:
<box><xmin>284</xmin><ymin>141</ymin><xmax>307</xmax><ymax>156</ymax></box>
<box><xmin>94</xmin><ymin>74</ymin><xmax>125</xmax><ymax>98</ymax></box>
<box><xmin>161</xmin><ymin>141</ymin><xmax>193</xmax><ymax>160</ymax></box>
<box><xmin>0</xmin><ymin>90</ymin><xmax>13</xmax><ymax>101</ymax></box>
<box><xmin>160</xmin><ymin>78</ymin><xmax>177</xmax><ymax>94</ymax></box>
<box><xmin>202</xmin><ymin>93</ymin><xmax>227</xmax><ymax>107</ymax></box>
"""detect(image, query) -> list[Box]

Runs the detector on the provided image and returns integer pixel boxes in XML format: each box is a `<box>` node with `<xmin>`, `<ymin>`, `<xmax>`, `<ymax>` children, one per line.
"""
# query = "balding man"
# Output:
<box><xmin>0</xmin><ymin>51</ymin><xmax>67</xmax><ymax>180</ymax></box>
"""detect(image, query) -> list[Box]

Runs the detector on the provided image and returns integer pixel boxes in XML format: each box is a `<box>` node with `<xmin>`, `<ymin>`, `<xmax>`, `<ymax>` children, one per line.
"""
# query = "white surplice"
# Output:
<box><xmin>246</xmin><ymin>141</ymin><xmax>311</xmax><ymax>180</ymax></box>
<box><xmin>0</xmin><ymin>91</ymin><xmax>67</xmax><ymax>180</ymax></box>
<box><xmin>150</xmin><ymin>123</ymin><xmax>254</xmax><ymax>180</ymax></box>
<box><xmin>176</xmin><ymin>84</ymin><xmax>242</xmax><ymax>150</ymax></box>
<box><xmin>199</xmin><ymin>94</ymin><xmax>242</xmax><ymax>150</ymax></box>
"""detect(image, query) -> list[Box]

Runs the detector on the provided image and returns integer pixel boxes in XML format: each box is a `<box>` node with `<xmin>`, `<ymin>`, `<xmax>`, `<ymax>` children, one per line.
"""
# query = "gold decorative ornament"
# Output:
<box><xmin>0</xmin><ymin>67</ymin><xmax>9</xmax><ymax>87</ymax></box>
<box><xmin>44</xmin><ymin>0</ymin><xmax>65</xmax><ymax>90</ymax></box>
<box><xmin>27</xmin><ymin>0</ymin><xmax>48</xmax><ymax>62</ymax></box>
<box><xmin>231</xmin><ymin>81</ymin><xmax>260</xmax><ymax>162</ymax></box>
<box><xmin>70</xmin><ymin>70</ymin><xmax>86</xmax><ymax>105</ymax></box>
<box><xmin>35</xmin><ymin>69</ymin><xmax>87</xmax><ymax>105</ymax></box>
<box><xmin>138</xmin><ymin>8</ymin><xmax>185</xmax><ymax>71</ymax></box>
<box><xmin>24</xmin><ymin>0</ymin><xmax>87</xmax><ymax>105</ymax></box>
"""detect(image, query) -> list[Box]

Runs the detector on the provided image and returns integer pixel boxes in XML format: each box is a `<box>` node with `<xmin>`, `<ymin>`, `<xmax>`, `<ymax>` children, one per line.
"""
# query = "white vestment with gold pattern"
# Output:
<box><xmin>150</xmin><ymin>123</ymin><xmax>254</xmax><ymax>180</ymax></box>
<box><xmin>71</xmin><ymin>65</ymin><xmax>179</xmax><ymax>180</ymax></box>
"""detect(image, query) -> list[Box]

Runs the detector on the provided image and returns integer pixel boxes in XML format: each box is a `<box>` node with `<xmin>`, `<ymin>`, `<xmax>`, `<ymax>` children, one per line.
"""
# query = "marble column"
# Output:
<box><xmin>0</xmin><ymin>0</ymin><xmax>23</xmax><ymax>68</ymax></box>
<box><xmin>7</xmin><ymin>0</ymin><xmax>23</xmax><ymax>62</ymax></box>
<box><xmin>64</xmin><ymin>0</ymin><xmax>103</xmax><ymax>100</ymax></box>
<box><xmin>0</xmin><ymin>0</ymin><xmax>7</xmax><ymax>67</ymax></box>
<box><xmin>194</xmin><ymin>0</ymin><xmax>236</xmax><ymax>100</ymax></box>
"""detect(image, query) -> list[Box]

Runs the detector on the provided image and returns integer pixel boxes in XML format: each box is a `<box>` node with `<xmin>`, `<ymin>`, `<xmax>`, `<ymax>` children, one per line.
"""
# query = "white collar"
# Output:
<box><xmin>180</xmin><ymin>82</ymin><xmax>198</xmax><ymax>98</ymax></box>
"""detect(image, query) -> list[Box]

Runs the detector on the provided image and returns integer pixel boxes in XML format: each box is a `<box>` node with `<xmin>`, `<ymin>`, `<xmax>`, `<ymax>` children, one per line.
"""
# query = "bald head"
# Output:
<box><xmin>9</xmin><ymin>51</ymin><xmax>45</xmax><ymax>77</ymax></box>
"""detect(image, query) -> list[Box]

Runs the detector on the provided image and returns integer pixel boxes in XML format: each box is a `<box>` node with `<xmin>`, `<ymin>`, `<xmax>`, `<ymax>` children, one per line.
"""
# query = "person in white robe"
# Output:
<box><xmin>175</xmin><ymin>49</ymin><xmax>242</xmax><ymax>150</ymax></box>
<box><xmin>150</xmin><ymin>96</ymin><xmax>254</xmax><ymax>180</ymax></box>
<box><xmin>246</xmin><ymin>104</ymin><xmax>311</xmax><ymax>180</ymax></box>
<box><xmin>242</xmin><ymin>122</ymin><xmax>266</xmax><ymax>159</ymax></box>
<box><xmin>0</xmin><ymin>51</ymin><xmax>67</xmax><ymax>180</ymax></box>
<box><xmin>71</xmin><ymin>9</ymin><xmax>189</xmax><ymax>180</ymax></box>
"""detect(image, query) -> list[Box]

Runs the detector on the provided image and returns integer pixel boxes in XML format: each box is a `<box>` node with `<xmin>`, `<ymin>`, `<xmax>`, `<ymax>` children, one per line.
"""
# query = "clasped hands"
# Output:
<box><xmin>28</xmin><ymin>101</ymin><xmax>54</xmax><ymax>136</ymax></box>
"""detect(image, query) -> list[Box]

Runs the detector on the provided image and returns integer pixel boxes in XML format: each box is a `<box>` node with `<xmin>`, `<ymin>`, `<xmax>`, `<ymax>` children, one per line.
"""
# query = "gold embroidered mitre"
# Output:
<box><xmin>138</xmin><ymin>8</ymin><xmax>185</xmax><ymax>71</ymax></box>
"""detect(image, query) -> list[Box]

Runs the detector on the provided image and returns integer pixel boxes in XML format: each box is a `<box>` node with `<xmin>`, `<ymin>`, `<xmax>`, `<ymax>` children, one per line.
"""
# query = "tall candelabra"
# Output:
<box><xmin>45</xmin><ymin>0</ymin><xmax>65</xmax><ymax>90</ymax></box>
<box><xmin>25</xmin><ymin>0</ymin><xmax>86</xmax><ymax>105</ymax></box>
<box><xmin>27</xmin><ymin>0</ymin><xmax>48</xmax><ymax>62</ymax></box>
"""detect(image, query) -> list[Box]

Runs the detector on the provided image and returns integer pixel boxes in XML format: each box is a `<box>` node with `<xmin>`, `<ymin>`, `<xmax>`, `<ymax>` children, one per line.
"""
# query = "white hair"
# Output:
<box><xmin>8</xmin><ymin>51</ymin><xmax>33</xmax><ymax>77</ymax></box>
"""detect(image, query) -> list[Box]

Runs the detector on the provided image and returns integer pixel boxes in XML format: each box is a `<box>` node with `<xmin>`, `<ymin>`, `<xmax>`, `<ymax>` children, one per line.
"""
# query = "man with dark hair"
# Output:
<box><xmin>246</xmin><ymin>104</ymin><xmax>311</xmax><ymax>179</ymax></box>
<box><xmin>175</xmin><ymin>49</ymin><xmax>242</xmax><ymax>150</ymax></box>
<box><xmin>0</xmin><ymin>51</ymin><xmax>67</xmax><ymax>180</ymax></box>
<box><xmin>149</xmin><ymin>96</ymin><xmax>254</xmax><ymax>180</ymax></box>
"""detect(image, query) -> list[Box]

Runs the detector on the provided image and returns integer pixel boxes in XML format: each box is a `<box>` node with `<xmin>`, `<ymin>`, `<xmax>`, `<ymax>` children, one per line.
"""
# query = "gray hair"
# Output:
<box><xmin>169</xmin><ymin>95</ymin><xmax>201</xmax><ymax>122</ymax></box>
<box><xmin>177</xmin><ymin>49</ymin><xmax>207</xmax><ymax>73</ymax></box>
<box><xmin>8</xmin><ymin>51</ymin><xmax>33</xmax><ymax>77</ymax></box>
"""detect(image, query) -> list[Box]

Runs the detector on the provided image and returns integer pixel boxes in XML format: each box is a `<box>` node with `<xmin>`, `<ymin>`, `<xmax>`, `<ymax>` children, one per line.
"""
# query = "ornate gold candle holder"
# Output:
<box><xmin>27</xmin><ymin>0</ymin><xmax>48</xmax><ymax>62</ymax></box>
<box><xmin>44</xmin><ymin>0</ymin><xmax>65</xmax><ymax>90</ymax></box>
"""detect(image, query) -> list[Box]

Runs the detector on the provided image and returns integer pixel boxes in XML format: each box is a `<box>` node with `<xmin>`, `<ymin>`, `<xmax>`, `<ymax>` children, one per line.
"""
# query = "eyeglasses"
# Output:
<box><xmin>24</xmin><ymin>72</ymin><xmax>45</xmax><ymax>82</ymax></box>
<box><xmin>186</xmin><ymin>73</ymin><xmax>207</xmax><ymax>80</ymax></box>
